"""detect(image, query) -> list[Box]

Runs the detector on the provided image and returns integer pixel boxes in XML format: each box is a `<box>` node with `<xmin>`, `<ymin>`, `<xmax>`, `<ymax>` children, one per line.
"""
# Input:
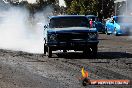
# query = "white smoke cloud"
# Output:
<box><xmin>0</xmin><ymin>5</ymin><xmax>53</xmax><ymax>53</ymax></box>
<box><xmin>59</xmin><ymin>0</ymin><xmax>66</xmax><ymax>7</ymax></box>
<box><xmin>116</xmin><ymin>0</ymin><xmax>132</xmax><ymax>37</ymax></box>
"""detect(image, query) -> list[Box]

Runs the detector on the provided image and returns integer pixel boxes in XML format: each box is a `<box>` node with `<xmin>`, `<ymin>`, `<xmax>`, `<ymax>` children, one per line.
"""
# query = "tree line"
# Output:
<box><xmin>9</xmin><ymin>0</ymin><xmax>115</xmax><ymax>19</ymax></box>
<box><xmin>65</xmin><ymin>0</ymin><xmax>115</xmax><ymax>19</ymax></box>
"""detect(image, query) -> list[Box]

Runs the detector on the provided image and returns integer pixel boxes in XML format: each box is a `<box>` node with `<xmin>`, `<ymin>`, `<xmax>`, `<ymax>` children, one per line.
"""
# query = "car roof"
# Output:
<box><xmin>49</xmin><ymin>15</ymin><xmax>86</xmax><ymax>19</ymax></box>
<box><xmin>86</xmin><ymin>15</ymin><xmax>97</xmax><ymax>18</ymax></box>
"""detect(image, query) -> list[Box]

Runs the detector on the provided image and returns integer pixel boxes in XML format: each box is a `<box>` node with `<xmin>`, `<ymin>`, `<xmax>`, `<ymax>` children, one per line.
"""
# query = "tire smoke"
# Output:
<box><xmin>0</xmin><ymin>5</ymin><xmax>53</xmax><ymax>53</ymax></box>
<box><xmin>117</xmin><ymin>0</ymin><xmax>132</xmax><ymax>37</ymax></box>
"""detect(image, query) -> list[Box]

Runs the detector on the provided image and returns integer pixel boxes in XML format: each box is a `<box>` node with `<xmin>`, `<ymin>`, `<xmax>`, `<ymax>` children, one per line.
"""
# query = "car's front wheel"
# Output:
<box><xmin>63</xmin><ymin>50</ymin><xmax>67</xmax><ymax>53</ymax></box>
<box><xmin>91</xmin><ymin>45</ymin><xmax>98</xmax><ymax>58</ymax></box>
<box><xmin>48</xmin><ymin>47</ymin><xmax>52</xmax><ymax>58</ymax></box>
<box><xmin>44</xmin><ymin>44</ymin><xmax>47</xmax><ymax>55</ymax></box>
<box><xmin>83</xmin><ymin>48</ymin><xmax>91</xmax><ymax>57</ymax></box>
<box><xmin>114</xmin><ymin>28</ymin><xmax>119</xmax><ymax>36</ymax></box>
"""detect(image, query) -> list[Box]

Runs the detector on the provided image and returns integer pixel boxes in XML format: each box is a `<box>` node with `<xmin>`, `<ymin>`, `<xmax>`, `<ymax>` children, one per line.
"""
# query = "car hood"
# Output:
<box><xmin>47</xmin><ymin>27</ymin><xmax>97</xmax><ymax>34</ymax></box>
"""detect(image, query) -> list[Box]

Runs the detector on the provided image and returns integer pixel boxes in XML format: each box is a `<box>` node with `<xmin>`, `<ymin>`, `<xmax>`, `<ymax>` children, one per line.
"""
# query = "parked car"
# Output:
<box><xmin>43</xmin><ymin>15</ymin><xmax>99</xmax><ymax>57</ymax></box>
<box><xmin>105</xmin><ymin>16</ymin><xmax>132</xmax><ymax>35</ymax></box>
<box><xmin>86</xmin><ymin>15</ymin><xmax>105</xmax><ymax>33</ymax></box>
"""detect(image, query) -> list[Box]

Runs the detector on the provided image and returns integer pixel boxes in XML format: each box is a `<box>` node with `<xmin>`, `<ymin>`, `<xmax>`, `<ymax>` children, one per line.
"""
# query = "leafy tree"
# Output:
<box><xmin>65</xmin><ymin>0</ymin><xmax>114</xmax><ymax>19</ymax></box>
<box><xmin>66</xmin><ymin>0</ymin><xmax>98</xmax><ymax>15</ymax></box>
<box><xmin>97</xmin><ymin>0</ymin><xmax>114</xmax><ymax>19</ymax></box>
<box><xmin>9</xmin><ymin>0</ymin><xmax>115</xmax><ymax>19</ymax></box>
<box><xmin>66</xmin><ymin>0</ymin><xmax>80</xmax><ymax>14</ymax></box>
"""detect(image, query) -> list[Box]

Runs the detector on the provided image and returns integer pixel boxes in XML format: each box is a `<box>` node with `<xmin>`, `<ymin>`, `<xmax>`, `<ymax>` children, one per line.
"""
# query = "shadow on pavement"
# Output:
<box><xmin>56</xmin><ymin>52</ymin><xmax>132</xmax><ymax>59</ymax></box>
<box><xmin>98</xmin><ymin>52</ymin><xmax>132</xmax><ymax>59</ymax></box>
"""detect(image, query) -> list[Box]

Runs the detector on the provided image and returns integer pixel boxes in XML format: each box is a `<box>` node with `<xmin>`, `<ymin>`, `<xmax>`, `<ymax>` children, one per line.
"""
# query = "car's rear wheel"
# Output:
<box><xmin>114</xmin><ymin>28</ymin><xmax>118</xmax><ymax>36</ymax></box>
<box><xmin>106</xmin><ymin>33</ymin><xmax>110</xmax><ymax>35</ymax></box>
<box><xmin>48</xmin><ymin>47</ymin><xmax>52</xmax><ymax>58</ymax></box>
<box><xmin>102</xmin><ymin>30</ymin><xmax>106</xmax><ymax>34</ymax></box>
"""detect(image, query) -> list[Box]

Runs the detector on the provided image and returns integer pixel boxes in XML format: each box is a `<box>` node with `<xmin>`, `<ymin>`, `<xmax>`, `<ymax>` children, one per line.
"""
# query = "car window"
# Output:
<box><xmin>87</xmin><ymin>17</ymin><xmax>98</xmax><ymax>21</ymax></box>
<box><xmin>49</xmin><ymin>17</ymin><xmax>90</xmax><ymax>28</ymax></box>
<box><xmin>108</xmin><ymin>19</ymin><xmax>114</xmax><ymax>24</ymax></box>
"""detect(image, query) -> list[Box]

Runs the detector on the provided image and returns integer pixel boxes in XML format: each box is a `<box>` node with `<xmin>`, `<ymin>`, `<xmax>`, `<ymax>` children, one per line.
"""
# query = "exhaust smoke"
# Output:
<box><xmin>0</xmin><ymin>4</ymin><xmax>53</xmax><ymax>53</ymax></box>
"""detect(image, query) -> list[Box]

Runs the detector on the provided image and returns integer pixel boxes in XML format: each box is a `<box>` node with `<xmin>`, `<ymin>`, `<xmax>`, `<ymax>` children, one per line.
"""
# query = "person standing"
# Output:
<box><xmin>89</xmin><ymin>19</ymin><xmax>93</xmax><ymax>28</ymax></box>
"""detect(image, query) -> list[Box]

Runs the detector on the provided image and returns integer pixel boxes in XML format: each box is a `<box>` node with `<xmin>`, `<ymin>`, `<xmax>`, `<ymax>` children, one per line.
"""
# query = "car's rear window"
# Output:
<box><xmin>49</xmin><ymin>17</ymin><xmax>89</xmax><ymax>28</ymax></box>
<box><xmin>87</xmin><ymin>17</ymin><xmax>98</xmax><ymax>21</ymax></box>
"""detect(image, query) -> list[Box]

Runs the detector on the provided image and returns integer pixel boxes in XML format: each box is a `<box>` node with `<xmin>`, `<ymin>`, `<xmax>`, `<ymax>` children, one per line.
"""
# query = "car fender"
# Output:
<box><xmin>114</xmin><ymin>23</ymin><xmax>120</xmax><ymax>31</ymax></box>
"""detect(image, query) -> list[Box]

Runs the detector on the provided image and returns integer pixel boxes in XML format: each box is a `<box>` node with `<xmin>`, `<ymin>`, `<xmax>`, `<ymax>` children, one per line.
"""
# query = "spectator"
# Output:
<box><xmin>89</xmin><ymin>19</ymin><xmax>93</xmax><ymax>28</ymax></box>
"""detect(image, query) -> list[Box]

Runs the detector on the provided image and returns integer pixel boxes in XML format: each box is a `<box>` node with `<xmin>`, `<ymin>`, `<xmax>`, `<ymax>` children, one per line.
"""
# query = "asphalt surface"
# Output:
<box><xmin>0</xmin><ymin>34</ymin><xmax>132</xmax><ymax>88</ymax></box>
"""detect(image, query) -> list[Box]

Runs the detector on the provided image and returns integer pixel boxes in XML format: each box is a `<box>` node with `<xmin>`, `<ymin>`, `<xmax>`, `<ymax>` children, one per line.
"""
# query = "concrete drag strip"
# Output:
<box><xmin>0</xmin><ymin>58</ymin><xmax>63</xmax><ymax>88</ymax></box>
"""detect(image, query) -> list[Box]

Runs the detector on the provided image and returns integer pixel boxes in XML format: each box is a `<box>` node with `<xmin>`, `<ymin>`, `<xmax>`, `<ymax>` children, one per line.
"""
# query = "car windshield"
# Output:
<box><xmin>114</xmin><ymin>16</ymin><xmax>132</xmax><ymax>23</ymax></box>
<box><xmin>87</xmin><ymin>17</ymin><xmax>98</xmax><ymax>21</ymax></box>
<box><xmin>49</xmin><ymin>17</ymin><xmax>90</xmax><ymax>28</ymax></box>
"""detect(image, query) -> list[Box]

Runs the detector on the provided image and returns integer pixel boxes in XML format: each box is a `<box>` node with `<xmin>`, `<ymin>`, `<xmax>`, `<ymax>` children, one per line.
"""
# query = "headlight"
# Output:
<box><xmin>88</xmin><ymin>33</ymin><xmax>98</xmax><ymax>39</ymax></box>
<box><xmin>48</xmin><ymin>34</ymin><xmax>57</xmax><ymax>41</ymax></box>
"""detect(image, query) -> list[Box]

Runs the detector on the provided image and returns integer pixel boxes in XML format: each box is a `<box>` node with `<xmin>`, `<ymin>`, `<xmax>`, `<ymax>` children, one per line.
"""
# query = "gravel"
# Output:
<box><xmin>0</xmin><ymin>34</ymin><xmax>132</xmax><ymax>88</ymax></box>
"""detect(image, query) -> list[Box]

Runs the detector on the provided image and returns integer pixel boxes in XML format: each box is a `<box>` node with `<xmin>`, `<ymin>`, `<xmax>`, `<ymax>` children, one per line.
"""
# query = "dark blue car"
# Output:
<box><xmin>43</xmin><ymin>15</ymin><xmax>99</xmax><ymax>57</ymax></box>
<box><xmin>86</xmin><ymin>15</ymin><xmax>105</xmax><ymax>33</ymax></box>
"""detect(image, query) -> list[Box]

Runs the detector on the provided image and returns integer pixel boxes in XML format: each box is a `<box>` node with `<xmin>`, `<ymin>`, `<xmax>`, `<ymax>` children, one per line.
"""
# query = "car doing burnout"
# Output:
<box><xmin>105</xmin><ymin>16</ymin><xmax>132</xmax><ymax>35</ymax></box>
<box><xmin>44</xmin><ymin>15</ymin><xmax>99</xmax><ymax>57</ymax></box>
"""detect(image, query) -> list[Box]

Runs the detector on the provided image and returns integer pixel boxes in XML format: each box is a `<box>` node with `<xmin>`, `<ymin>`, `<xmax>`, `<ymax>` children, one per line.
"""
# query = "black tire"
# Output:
<box><xmin>48</xmin><ymin>47</ymin><xmax>52</xmax><ymax>58</ymax></box>
<box><xmin>44</xmin><ymin>44</ymin><xmax>47</xmax><ymax>55</ymax></box>
<box><xmin>102</xmin><ymin>31</ymin><xmax>106</xmax><ymax>34</ymax></box>
<box><xmin>91</xmin><ymin>45</ymin><xmax>98</xmax><ymax>58</ymax></box>
<box><xmin>106</xmin><ymin>32</ymin><xmax>110</xmax><ymax>35</ymax></box>
<box><xmin>105</xmin><ymin>27</ymin><xmax>110</xmax><ymax>35</ymax></box>
<box><xmin>83</xmin><ymin>48</ymin><xmax>91</xmax><ymax>57</ymax></box>
<box><xmin>114</xmin><ymin>28</ymin><xmax>118</xmax><ymax>36</ymax></box>
<box><xmin>63</xmin><ymin>50</ymin><xmax>67</xmax><ymax>53</ymax></box>
<box><xmin>115</xmin><ymin>33</ymin><xmax>118</xmax><ymax>36</ymax></box>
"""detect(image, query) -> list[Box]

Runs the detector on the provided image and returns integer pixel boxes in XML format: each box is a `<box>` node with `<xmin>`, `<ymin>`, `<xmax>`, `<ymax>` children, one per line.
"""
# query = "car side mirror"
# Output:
<box><xmin>44</xmin><ymin>25</ymin><xmax>48</xmax><ymax>30</ymax></box>
<box><xmin>44</xmin><ymin>25</ymin><xmax>47</xmax><ymax>28</ymax></box>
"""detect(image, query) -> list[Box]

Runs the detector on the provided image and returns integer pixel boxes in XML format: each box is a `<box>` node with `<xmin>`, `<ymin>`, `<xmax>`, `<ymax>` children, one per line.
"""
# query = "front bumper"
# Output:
<box><xmin>46</xmin><ymin>40</ymin><xmax>99</xmax><ymax>50</ymax></box>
